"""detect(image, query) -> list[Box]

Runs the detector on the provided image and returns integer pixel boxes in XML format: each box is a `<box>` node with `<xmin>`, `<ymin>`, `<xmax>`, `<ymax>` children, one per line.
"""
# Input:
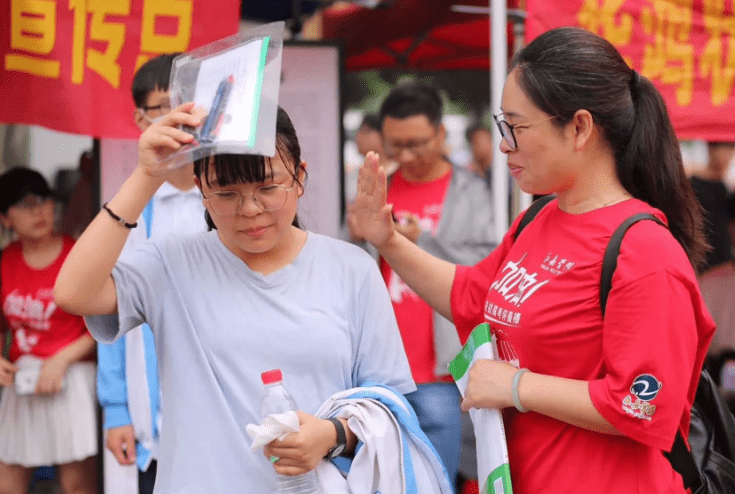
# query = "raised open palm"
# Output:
<box><xmin>353</xmin><ymin>152</ymin><xmax>396</xmax><ymax>249</ymax></box>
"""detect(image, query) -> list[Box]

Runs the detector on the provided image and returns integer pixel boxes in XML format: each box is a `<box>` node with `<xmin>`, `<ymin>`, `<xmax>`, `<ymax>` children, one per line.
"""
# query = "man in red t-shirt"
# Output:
<box><xmin>376</xmin><ymin>82</ymin><xmax>497</xmax><ymax>485</ymax></box>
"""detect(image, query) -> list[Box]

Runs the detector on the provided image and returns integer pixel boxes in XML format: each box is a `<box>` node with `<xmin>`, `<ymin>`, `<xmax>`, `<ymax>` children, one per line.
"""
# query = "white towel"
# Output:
<box><xmin>245</xmin><ymin>411</ymin><xmax>300</xmax><ymax>451</ymax></box>
<box><xmin>244</xmin><ymin>388</ymin><xmax>452</xmax><ymax>494</ymax></box>
<box><xmin>125</xmin><ymin>326</ymin><xmax>154</xmax><ymax>465</ymax></box>
<box><xmin>314</xmin><ymin>385</ymin><xmax>453</xmax><ymax>494</ymax></box>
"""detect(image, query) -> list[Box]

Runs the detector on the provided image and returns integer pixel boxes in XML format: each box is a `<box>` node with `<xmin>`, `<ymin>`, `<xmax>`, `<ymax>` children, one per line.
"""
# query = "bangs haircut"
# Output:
<box><xmin>194</xmin><ymin>139</ymin><xmax>301</xmax><ymax>189</ymax></box>
<box><xmin>194</xmin><ymin>106</ymin><xmax>303</xmax><ymax>189</ymax></box>
<box><xmin>193</xmin><ymin>106</ymin><xmax>305</xmax><ymax>230</ymax></box>
<box><xmin>196</xmin><ymin>153</ymin><xmax>275</xmax><ymax>189</ymax></box>
<box><xmin>0</xmin><ymin>167</ymin><xmax>53</xmax><ymax>214</ymax></box>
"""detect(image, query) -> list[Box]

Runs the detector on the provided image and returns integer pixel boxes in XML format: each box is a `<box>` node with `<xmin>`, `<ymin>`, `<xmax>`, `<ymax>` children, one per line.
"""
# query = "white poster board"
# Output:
<box><xmin>101</xmin><ymin>42</ymin><xmax>343</xmax><ymax>239</ymax></box>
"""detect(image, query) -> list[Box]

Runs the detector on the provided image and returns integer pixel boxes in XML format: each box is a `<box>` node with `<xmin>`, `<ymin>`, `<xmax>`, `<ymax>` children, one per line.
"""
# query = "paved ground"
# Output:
<box><xmin>28</xmin><ymin>479</ymin><xmax>63</xmax><ymax>494</ymax></box>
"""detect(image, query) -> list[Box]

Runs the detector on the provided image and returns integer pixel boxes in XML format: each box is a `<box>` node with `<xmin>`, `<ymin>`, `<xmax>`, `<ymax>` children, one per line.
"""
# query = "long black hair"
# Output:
<box><xmin>194</xmin><ymin>106</ymin><xmax>305</xmax><ymax>230</ymax></box>
<box><xmin>512</xmin><ymin>27</ymin><xmax>708</xmax><ymax>271</ymax></box>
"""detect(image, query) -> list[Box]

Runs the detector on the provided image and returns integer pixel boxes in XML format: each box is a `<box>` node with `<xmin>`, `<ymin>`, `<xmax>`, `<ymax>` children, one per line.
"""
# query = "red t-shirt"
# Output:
<box><xmin>451</xmin><ymin>198</ymin><xmax>714</xmax><ymax>494</ymax></box>
<box><xmin>381</xmin><ymin>168</ymin><xmax>452</xmax><ymax>384</ymax></box>
<box><xmin>1</xmin><ymin>236</ymin><xmax>91</xmax><ymax>362</ymax></box>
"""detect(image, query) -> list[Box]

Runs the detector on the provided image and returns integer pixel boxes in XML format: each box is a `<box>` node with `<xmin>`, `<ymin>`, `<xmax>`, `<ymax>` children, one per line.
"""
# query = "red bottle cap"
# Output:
<box><xmin>261</xmin><ymin>369</ymin><xmax>283</xmax><ymax>385</ymax></box>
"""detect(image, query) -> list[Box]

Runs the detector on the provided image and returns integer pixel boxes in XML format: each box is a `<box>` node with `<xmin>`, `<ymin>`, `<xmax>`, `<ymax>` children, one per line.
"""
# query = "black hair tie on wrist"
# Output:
<box><xmin>102</xmin><ymin>203</ymin><xmax>137</xmax><ymax>229</ymax></box>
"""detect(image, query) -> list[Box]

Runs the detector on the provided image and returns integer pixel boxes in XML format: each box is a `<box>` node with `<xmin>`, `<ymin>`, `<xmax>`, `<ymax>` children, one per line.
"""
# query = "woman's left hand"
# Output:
<box><xmin>263</xmin><ymin>412</ymin><xmax>336</xmax><ymax>476</ymax></box>
<box><xmin>461</xmin><ymin>359</ymin><xmax>521</xmax><ymax>412</ymax></box>
<box><xmin>353</xmin><ymin>152</ymin><xmax>397</xmax><ymax>250</ymax></box>
<box><xmin>35</xmin><ymin>354</ymin><xmax>69</xmax><ymax>395</ymax></box>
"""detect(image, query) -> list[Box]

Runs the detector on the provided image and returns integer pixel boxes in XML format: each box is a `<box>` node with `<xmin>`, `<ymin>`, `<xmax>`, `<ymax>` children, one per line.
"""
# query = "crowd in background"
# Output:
<box><xmin>1</xmin><ymin>26</ymin><xmax>734</xmax><ymax>494</ymax></box>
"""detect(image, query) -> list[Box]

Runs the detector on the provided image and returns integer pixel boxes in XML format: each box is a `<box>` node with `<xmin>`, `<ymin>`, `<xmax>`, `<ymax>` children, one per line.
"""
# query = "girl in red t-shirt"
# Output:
<box><xmin>353</xmin><ymin>27</ymin><xmax>715</xmax><ymax>494</ymax></box>
<box><xmin>0</xmin><ymin>168</ymin><xmax>97</xmax><ymax>494</ymax></box>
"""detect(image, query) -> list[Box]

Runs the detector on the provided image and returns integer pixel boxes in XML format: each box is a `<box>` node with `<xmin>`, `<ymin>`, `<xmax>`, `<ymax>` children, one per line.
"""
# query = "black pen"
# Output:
<box><xmin>200</xmin><ymin>74</ymin><xmax>235</xmax><ymax>142</ymax></box>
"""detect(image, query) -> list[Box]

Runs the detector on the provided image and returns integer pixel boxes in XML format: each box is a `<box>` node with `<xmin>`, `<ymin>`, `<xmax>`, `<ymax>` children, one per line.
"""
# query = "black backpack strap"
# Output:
<box><xmin>600</xmin><ymin>213</ymin><xmax>702</xmax><ymax>490</ymax></box>
<box><xmin>513</xmin><ymin>195</ymin><xmax>555</xmax><ymax>241</ymax></box>
<box><xmin>665</xmin><ymin>418</ymin><xmax>703</xmax><ymax>491</ymax></box>
<box><xmin>599</xmin><ymin>213</ymin><xmax>665</xmax><ymax>317</ymax></box>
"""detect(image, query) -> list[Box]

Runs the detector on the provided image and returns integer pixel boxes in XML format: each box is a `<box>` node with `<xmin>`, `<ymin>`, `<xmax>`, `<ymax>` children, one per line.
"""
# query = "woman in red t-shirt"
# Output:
<box><xmin>0</xmin><ymin>168</ymin><xmax>97</xmax><ymax>494</ymax></box>
<box><xmin>353</xmin><ymin>27</ymin><xmax>715</xmax><ymax>494</ymax></box>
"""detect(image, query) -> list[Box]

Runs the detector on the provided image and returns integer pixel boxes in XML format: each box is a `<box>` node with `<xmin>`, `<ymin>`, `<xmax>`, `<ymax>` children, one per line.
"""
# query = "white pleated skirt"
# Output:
<box><xmin>0</xmin><ymin>361</ymin><xmax>98</xmax><ymax>467</ymax></box>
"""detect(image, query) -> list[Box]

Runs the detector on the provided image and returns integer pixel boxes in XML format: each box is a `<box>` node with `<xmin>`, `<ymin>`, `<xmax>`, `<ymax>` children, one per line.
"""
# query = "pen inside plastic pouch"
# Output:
<box><xmin>199</xmin><ymin>74</ymin><xmax>235</xmax><ymax>143</ymax></box>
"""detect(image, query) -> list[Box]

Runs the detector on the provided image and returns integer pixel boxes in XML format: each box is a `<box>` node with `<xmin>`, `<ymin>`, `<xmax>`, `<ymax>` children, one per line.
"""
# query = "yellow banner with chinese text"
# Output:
<box><xmin>0</xmin><ymin>0</ymin><xmax>240</xmax><ymax>138</ymax></box>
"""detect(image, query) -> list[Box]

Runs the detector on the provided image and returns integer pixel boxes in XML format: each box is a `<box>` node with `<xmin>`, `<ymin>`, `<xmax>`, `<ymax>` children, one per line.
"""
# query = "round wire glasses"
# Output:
<box><xmin>203</xmin><ymin>182</ymin><xmax>296</xmax><ymax>216</ymax></box>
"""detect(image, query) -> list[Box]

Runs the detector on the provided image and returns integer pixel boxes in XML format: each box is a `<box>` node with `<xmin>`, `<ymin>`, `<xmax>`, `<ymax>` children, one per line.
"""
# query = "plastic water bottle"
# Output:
<box><xmin>260</xmin><ymin>369</ymin><xmax>322</xmax><ymax>494</ymax></box>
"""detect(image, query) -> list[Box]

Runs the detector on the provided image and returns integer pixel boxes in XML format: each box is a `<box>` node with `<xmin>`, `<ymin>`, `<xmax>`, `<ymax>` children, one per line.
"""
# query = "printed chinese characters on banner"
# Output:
<box><xmin>0</xmin><ymin>0</ymin><xmax>239</xmax><ymax>138</ymax></box>
<box><xmin>526</xmin><ymin>0</ymin><xmax>735</xmax><ymax>141</ymax></box>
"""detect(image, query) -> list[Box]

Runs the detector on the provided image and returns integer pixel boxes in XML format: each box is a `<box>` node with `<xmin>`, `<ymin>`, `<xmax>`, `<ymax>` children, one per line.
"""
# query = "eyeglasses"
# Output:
<box><xmin>202</xmin><ymin>181</ymin><xmax>297</xmax><ymax>216</ymax></box>
<box><xmin>140</xmin><ymin>102</ymin><xmax>171</xmax><ymax>115</ymax></box>
<box><xmin>383</xmin><ymin>133</ymin><xmax>437</xmax><ymax>158</ymax></box>
<box><xmin>11</xmin><ymin>194</ymin><xmax>52</xmax><ymax>212</ymax></box>
<box><xmin>139</xmin><ymin>102</ymin><xmax>171</xmax><ymax>124</ymax></box>
<box><xmin>493</xmin><ymin>113</ymin><xmax>558</xmax><ymax>150</ymax></box>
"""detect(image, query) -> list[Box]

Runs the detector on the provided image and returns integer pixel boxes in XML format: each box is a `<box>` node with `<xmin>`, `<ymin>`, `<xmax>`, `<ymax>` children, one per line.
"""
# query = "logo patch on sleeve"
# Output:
<box><xmin>622</xmin><ymin>374</ymin><xmax>661</xmax><ymax>421</ymax></box>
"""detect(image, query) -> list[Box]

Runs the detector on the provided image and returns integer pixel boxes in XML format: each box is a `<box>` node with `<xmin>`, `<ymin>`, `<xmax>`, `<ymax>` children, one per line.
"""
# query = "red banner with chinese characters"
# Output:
<box><xmin>0</xmin><ymin>0</ymin><xmax>240</xmax><ymax>139</ymax></box>
<box><xmin>526</xmin><ymin>0</ymin><xmax>735</xmax><ymax>141</ymax></box>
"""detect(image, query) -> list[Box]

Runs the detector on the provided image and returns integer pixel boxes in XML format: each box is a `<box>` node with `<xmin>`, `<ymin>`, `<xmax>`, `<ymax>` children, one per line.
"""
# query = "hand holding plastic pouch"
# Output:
<box><xmin>450</xmin><ymin>323</ymin><xmax>514</xmax><ymax>494</ymax></box>
<box><xmin>153</xmin><ymin>21</ymin><xmax>285</xmax><ymax>173</ymax></box>
<box><xmin>136</xmin><ymin>102</ymin><xmax>205</xmax><ymax>177</ymax></box>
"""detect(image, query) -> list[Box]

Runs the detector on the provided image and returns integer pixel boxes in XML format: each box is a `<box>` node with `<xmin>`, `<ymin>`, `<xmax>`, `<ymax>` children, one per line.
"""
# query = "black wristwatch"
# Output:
<box><xmin>326</xmin><ymin>417</ymin><xmax>347</xmax><ymax>459</ymax></box>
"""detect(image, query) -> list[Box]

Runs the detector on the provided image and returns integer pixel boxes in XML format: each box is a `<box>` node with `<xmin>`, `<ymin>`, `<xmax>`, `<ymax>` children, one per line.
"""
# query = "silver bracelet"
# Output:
<box><xmin>511</xmin><ymin>368</ymin><xmax>530</xmax><ymax>413</ymax></box>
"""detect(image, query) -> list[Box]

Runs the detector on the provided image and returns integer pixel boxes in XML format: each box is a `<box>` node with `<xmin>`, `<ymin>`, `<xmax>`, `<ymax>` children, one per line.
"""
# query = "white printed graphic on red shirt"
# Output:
<box><xmin>3</xmin><ymin>289</ymin><xmax>56</xmax><ymax>352</ymax></box>
<box><xmin>485</xmin><ymin>252</ymin><xmax>575</xmax><ymax>330</ymax></box>
<box><xmin>388</xmin><ymin>204</ymin><xmax>442</xmax><ymax>303</ymax></box>
<box><xmin>394</xmin><ymin>203</ymin><xmax>442</xmax><ymax>236</ymax></box>
<box><xmin>490</xmin><ymin>253</ymin><xmax>550</xmax><ymax>307</ymax></box>
<box><xmin>494</xmin><ymin>327</ymin><xmax>520</xmax><ymax>368</ymax></box>
<box><xmin>484</xmin><ymin>300</ymin><xmax>522</xmax><ymax>326</ymax></box>
<box><xmin>14</xmin><ymin>328</ymin><xmax>40</xmax><ymax>353</ymax></box>
<box><xmin>487</xmin><ymin>253</ymin><xmax>550</xmax><ymax>321</ymax></box>
<box><xmin>388</xmin><ymin>270</ymin><xmax>420</xmax><ymax>303</ymax></box>
<box><xmin>541</xmin><ymin>252</ymin><xmax>575</xmax><ymax>274</ymax></box>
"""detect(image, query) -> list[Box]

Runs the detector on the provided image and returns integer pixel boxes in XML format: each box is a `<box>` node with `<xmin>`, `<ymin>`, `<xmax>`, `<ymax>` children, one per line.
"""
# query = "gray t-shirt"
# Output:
<box><xmin>86</xmin><ymin>231</ymin><xmax>415</xmax><ymax>493</ymax></box>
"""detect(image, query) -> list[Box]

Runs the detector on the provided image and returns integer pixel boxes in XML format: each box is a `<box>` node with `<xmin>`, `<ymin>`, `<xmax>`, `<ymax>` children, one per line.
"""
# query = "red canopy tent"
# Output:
<box><xmin>321</xmin><ymin>0</ymin><xmax>519</xmax><ymax>71</ymax></box>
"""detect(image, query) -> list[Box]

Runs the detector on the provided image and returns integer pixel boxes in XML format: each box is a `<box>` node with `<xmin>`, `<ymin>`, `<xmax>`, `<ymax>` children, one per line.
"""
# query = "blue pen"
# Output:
<box><xmin>200</xmin><ymin>74</ymin><xmax>234</xmax><ymax>142</ymax></box>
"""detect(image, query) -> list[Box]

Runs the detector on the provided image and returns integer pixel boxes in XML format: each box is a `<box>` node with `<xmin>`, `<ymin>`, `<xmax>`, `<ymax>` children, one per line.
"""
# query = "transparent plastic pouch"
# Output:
<box><xmin>163</xmin><ymin>21</ymin><xmax>285</xmax><ymax>171</ymax></box>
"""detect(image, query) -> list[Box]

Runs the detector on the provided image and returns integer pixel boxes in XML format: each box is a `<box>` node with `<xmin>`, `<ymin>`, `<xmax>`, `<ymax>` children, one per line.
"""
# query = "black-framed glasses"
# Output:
<box><xmin>493</xmin><ymin>113</ymin><xmax>558</xmax><ymax>150</ymax></box>
<box><xmin>202</xmin><ymin>181</ymin><xmax>297</xmax><ymax>216</ymax></box>
<box><xmin>383</xmin><ymin>132</ymin><xmax>437</xmax><ymax>158</ymax></box>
